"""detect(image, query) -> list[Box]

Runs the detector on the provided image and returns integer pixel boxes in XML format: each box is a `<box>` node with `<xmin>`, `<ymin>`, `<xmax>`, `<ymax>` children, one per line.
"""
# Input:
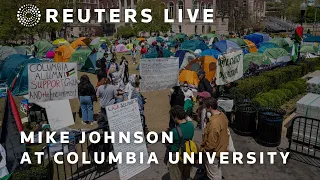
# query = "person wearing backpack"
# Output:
<box><xmin>107</xmin><ymin>58</ymin><xmax>119</xmax><ymax>75</ymax></box>
<box><xmin>201</xmin><ymin>98</ymin><xmax>229</xmax><ymax>180</ymax></box>
<box><xmin>166</xmin><ymin>105</ymin><xmax>195</xmax><ymax>180</ymax></box>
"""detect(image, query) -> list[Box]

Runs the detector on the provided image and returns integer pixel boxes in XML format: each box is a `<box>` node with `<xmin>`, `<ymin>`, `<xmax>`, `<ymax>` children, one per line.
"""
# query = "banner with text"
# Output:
<box><xmin>28</xmin><ymin>63</ymin><xmax>78</xmax><ymax>102</ymax></box>
<box><xmin>140</xmin><ymin>58</ymin><xmax>179</xmax><ymax>92</ymax></box>
<box><xmin>216</xmin><ymin>50</ymin><xmax>243</xmax><ymax>85</ymax></box>
<box><xmin>106</xmin><ymin>99</ymin><xmax>150</xmax><ymax>180</ymax></box>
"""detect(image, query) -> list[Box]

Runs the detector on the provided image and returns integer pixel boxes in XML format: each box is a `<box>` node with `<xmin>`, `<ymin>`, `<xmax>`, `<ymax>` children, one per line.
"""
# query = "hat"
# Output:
<box><xmin>197</xmin><ymin>91</ymin><xmax>211</xmax><ymax>99</ymax></box>
<box><xmin>197</xmin><ymin>70</ymin><xmax>205</xmax><ymax>76</ymax></box>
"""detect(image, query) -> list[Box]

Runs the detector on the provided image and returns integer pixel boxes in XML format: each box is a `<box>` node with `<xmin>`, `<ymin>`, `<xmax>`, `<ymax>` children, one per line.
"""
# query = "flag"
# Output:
<box><xmin>294</xmin><ymin>26</ymin><xmax>304</xmax><ymax>43</ymax></box>
<box><xmin>66</xmin><ymin>68</ymin><xmax>75</xmax><ymax>77</ymax></box>
<box><xmin>291</xmin><ymin>42</ymin><xmax>298</xmax><ymax>62</ymax></box>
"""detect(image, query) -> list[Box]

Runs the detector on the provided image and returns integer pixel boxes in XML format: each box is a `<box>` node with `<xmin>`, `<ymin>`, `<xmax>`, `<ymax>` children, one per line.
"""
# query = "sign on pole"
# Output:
<box><xmin>28</xmin><ymin>62</ymin><xmax>78</xmax><ymax>102</ymax></box>
<box><xmin>106</xmin><ymin>99</ymin><xmax>150</xmax><ymax>180</ymax></box>
<box><xmin>140</xmin><ymin>58</ymin><xmax>179</xmax><ymax>92</ymax></box>
<box><xmin>216</xmin><ymin>50</ymin><xmax>243</xmax><ymax>85</ymax></box>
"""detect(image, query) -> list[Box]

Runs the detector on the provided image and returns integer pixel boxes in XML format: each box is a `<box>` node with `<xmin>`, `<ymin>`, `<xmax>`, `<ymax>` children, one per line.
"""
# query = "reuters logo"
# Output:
<box><xmin>17</xmin><ymin>4</ymin><xmax>41</xmax><ymax>27</ymax></box>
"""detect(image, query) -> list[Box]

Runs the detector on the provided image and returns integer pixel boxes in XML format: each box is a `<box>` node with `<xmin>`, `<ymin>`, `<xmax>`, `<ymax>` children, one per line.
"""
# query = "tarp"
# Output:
<box><xmin>243</xmin><ymin>53</ymin><xmax>272</xmax><ymax>72</ymax></box>
<box><xmin>244</xmin><ymin>40</ymin><xmax>258</xmax><ymax>53</ymax></box>
<box><xmin>0</xmin><ymin>47</ymin><xmax>17</xmax><ymax>61</ymax></box>
<box><xmin>6</xmin><ymin>58</ymin><xmax>42</xmax><ymax>95</ymax></box>
<box><xmin>34</xmin><ymin>40</ymin><xmax>53</xmax><ymax>58</ymax></box>
<box><xmin>71</xmin><ymin>37</ymin><xmax>88</xmax><ymax>49</ymax></box>
<box><xmin>198</xmin><ymin>49</ymin><xmax>222</xmax><ymax>59</ymax></box>
<box><xmin>244</xmin><ymin>34</ymin><xmax>264</xmax><ymax>45</ymax></box>
<box><xmin>54</xmin><ymin>45</ymin><xmax>75</xmax><ymax>62</ymax></box>
<box><xmin>0</xmin><ymin>54</ymin><xmax>29</xmax><ymax>81</ymax></box>
<box><xmin>212</xmin><ymin>40</ymin><xmax>242</xmax><ymax>53</ymax></box>
<box><xmin>115</xmin><ymin>44</ymin><xmax>128</xmax><ymax>53</ymax></box>
<box><xmin>180</xmin><ymin>40</ymin><xmax>208</xmax><ymax>52</ymax></box>
<box><xmin>258</xmin><ymin>42</ymin><xmax>279</xmax><ymax>53</ymax></box>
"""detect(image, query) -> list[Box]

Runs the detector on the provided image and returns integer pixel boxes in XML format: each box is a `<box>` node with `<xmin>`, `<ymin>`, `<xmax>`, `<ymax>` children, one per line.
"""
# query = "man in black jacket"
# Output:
<box><xmin>197</xmin><ymin>70</ymin><xmax>213</xmax><ymax>96</ymax></box>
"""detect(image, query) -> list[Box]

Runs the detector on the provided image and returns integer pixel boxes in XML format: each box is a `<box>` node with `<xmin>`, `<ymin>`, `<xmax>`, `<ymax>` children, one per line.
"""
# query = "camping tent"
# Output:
<box><xmin>71</xmin><ymin>37</ymin><xmax>88</xmax><ymax>49</ymax></box>
<box><xmin>52</xmin><ymin>38</ymin><xmax>70</xmax><ymax>46</ymax></box>
<box><xmin>244</xmin><ymin>34</ymin><xmax>264</xmax><ymax>45</ymax></box>
<box><xmin>34</xmin><ymin>40</ymin><xmax>53</xmax><ymax>58</ymax></box>
<box><xmin>14</xmin><ymin>46</ymin><xmax>31</xmax><ymax>55</ymax></box>
<box><xmin>85</xmin><ymin>52</ymin><xmax>104</xmax><ymax>73</ymax></box>
<box><xmin>180</xmin><ymin>40</ymin><xmax>208</xmax><ymax>52</ymax></box>
<box><xmin>145</xmin><ymin>47</ymin><xmax>172</xmax><ymax>58</ymax></box>
<box><xmin>270</xmin><ymin>38</ymin><xmax>290</xmax><ymax>52</ymax></box>
<box><xmin>244</xmin><ymin>40</ymin><xmax>258</xmax><ymax>53</ymax></box>
<box><xmin>175</xmin><ymin>50</ymin><xmax>196</xmax><ymax>69</ymax></box>
<box><xmin>179</xmin><ymin>56</ymin><xmax>218</xmax><ymax>86</ymax></box>
<box><xmin>253</xmin><ymin>33</ymin><xmax>271</xmax><ymax>42</ymax></box>
<box><xmin>243</xmin><ymin>53</ymin><xmax>272</xmax><ymax>73</ymax></box>
<box><xmin>0</xmin><ymin>46</ymin><xmax>17</xmax><ymax>61</ymax></box>
<box><xmin>69</xmin><ymin>49</ymin><xmax>92</xmax><ymax>70</ymax></box>
<box><xmin>0</xmin><ymin>54</ymin><xmax>30</xmax><ymax>82</ymax></box>
<box><xmin>300</xmin><ymin>45</ymin><xmax>319</xmax><ymax>53</ymax></box>
<box><xmin>115</xmin><ymin>44</ymin><xmax>128</xmax><ymax>53</ymax></box>
<box><xmin>198</xmin><ymin>49</ymin><xmax>222</xmax><ymax>59</ymax></box>
<box><xmin>212</xmin><ymin>40</ymin><xmax>242</xmax><ymax>53</ymax></box>
<box><xmin>229</xmin><ymin>38</ymin><xmax>247</xmax><ymax>48</ymax></box>
<box><xmin>54</xmin><ymin>45</ymin><xmax>75</xmax><ymax>62</ymax></box>
<box><xmin>257</xmin><ymin>42</ymin><xmax>279</xmax><ymax>53</ymax></box>
<box><xmin>263</xmin><ymin>48</ymin><xmax>291</xmax><ymax>64</ymax></box>
<box><xmin>6</xmin><ymin>58</ymin><xmax>42</xmax><ymax>95</ymax></box>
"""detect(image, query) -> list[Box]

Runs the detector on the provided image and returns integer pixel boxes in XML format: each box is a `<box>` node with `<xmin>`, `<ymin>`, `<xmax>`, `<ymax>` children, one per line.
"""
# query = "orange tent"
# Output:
<box><xmin>179</xmin><ymin>56</ymin><xmax>218</xmax><ymax>86</ymax></box>
<box><xmin>71</xmin><ymin>37</ymin><xmax>88</xmax><ymax>49</ymax></box>
<box><xmin>54</xmin><ymin>45</ymin><xmax>75</xmax><ymax>62</ymax></box>
<box><xmin>244</xmin><ymin>39</ymin><xmax>258</xmax><ymax>53</ymax></box>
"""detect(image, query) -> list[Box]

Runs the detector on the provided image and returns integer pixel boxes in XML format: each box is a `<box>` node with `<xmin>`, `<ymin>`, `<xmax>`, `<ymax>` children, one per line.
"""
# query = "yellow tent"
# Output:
<box><xmin>244</xmin><ymin>39</ymin><xmax>258</xmax><ymax>53</ymax></box>
<box><xmin>71</xmin><ymin>37</ymin><xmax>88</xmax><ymax>49</ymax></box>
<box><xmin>126</xmin><ymin>44</ymin><xmax>134</xmax><ymax>50</ymax></box>
<box><xmin>54</xmin><ymin>45</ymin><xmax>75</xmax><ymax>62</ymax></box>
<box><xmin>179</xmin><ymin>56</ymin><xmax>218</xmax><ymax>86</ymax></box>
<box><xmin>52</xmin><ymin>38</ymin><xmax>70</xmax><ymax>46</ymax></box>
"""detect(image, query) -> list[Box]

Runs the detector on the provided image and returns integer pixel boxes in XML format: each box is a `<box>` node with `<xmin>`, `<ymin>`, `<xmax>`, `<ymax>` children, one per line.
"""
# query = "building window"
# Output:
<box><xmin>207</xmin><ymin>3</ymin><xmax>212</xmax><ymax>9</ymax></box>
<box><xmin>127</xmin><ymin>0</ymin><xmax>131</xmax><ymax>7</ymax></box>
<box><xmin>243</xmin><ymin>0</ymin><xmax>246</xmax><ymax>7</ymax></box>
<box><xmin>71</xmin><ymin>28</ymin><xmax>73</xmax><ymax>31</ymax></box>
<box><xmin>79</xmin><ymin>27</ymin><xmax>82</xmax><ymax>31</ymax></box>
<box><xmin>87</xmin><ymin>0</ymin><xmax>90</xmax><ymax>3</ymax></box>
<box><xmin>179</xmin><ymin>25</ymin><xmax>182</xmax><ymax>33</ymax></box>
<box><xmin>169</xmin><ymin>2</ymin><xmax>174</xmax><ymax>19</ymax></box>
<box><xmin>84</xmin><ymin>5</ymin><xmax>87</xmax><ymax>9</ymax></box>
<box><xmin>121</xmin><ymin>0</ymin><xmax>124</xmax><ymax>6</ymax></box>
<box><xmin>202</xmin><ymin>26</ymin><xmax>205</xmax><ymax>34</ymax></box>
<box><xmin>235</xmin><ymin>1</ymin><xmax>238</xmax><ymax>8</ymax></box>
<box><xmin>101</xmin><ymin>3</ymin><xmax>104</xmax><ymax>8</ymax></box>
<box><xmin>200</xmin><ymin>3</ymin><xmax>205</xmax><ymax>19</ymax></box>
<box><xmin>208</xmin><ymin>26</ymin><xmax>211</xmax><ymax>33</ymax></box>
<box><xmin>193</xmin><ymin>0</ymin><xmax>197</xmax><ymax>10</ymax></box>
<box><xmin>178</xmin><ymin>1</ymin><xmax>183</xmax><ymax>18</ymax></box>
<box><xmin>195</xmin><ymin>25</ymin><xmax>197</xmax><ymax>34</ymax></box>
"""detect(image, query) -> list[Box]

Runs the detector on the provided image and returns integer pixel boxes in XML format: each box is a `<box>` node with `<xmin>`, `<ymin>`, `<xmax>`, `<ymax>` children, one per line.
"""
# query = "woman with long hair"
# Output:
<box><xmin>78</xmin><ymin>75</ymin><xmax>97</xmax><ymax>125</ymax></box>
<box><xmin>96</xmin><ymin>77</ymin><xmax>117</xmax><ymax>115</ymax></box>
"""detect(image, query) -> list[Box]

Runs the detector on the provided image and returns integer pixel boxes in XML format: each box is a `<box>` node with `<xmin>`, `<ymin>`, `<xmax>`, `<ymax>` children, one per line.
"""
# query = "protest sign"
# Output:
<box><xmin>28</xmin><ymin>62</ymin><xmax>78</xmax><ymax>102</ymax></box>
<box><xmin>216</xmin><ymin>50</ymin><xmax>243</xmax><ymax>85</ymax></box>
<box><xmin>106</xmin><ymin>99</ymin><xmax>150</xmax><ymax>180</ymax></box>
<box><xmin>140</xmin><ymin>58</ymin><xmax>179</xmax><ymax>92</ymax></box>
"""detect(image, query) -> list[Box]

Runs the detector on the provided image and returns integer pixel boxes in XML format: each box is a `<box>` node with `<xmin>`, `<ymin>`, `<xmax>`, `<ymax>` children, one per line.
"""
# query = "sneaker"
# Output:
<box><xmin>81</xmin><ymin>121</ymin><xmax>87</xmax><ymax>125</ymax></box>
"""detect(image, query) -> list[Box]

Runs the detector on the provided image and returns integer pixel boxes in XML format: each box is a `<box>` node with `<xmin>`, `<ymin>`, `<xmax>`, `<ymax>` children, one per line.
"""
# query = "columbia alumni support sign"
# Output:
<box><xmin>216</xmin><ymin>50</ymin><xmax>243</xmax><ymax>85</ymax></box>
<box><xmin>28</xmin><ymin>62</ymin><xmax>78</xmax><ymax>102</ymax></box>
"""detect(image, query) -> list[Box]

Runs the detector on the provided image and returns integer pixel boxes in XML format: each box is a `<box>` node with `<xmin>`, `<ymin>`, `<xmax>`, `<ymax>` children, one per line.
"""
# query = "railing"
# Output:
<box><xmin>41</xmin><ymin>126</ymin><xmax>116</xmax><ymax>180</ymax></box>
<box><xmin>285</xmin><ymin>116</ymin><xmax>320</xmax><ymax>167</ymax></box>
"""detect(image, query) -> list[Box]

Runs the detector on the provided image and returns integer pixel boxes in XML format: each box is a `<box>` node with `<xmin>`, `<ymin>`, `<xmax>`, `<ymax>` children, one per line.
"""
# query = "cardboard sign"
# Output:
<box><xmin>106</xmin><ymin>99</ymin><xmax>150</xmax><ymax>180</ymax></box>
<box><xmin>28</xmin><ymin>63</ymin><xmax>78</xmax><ymax>102</ymax></box>
<box><xmin>216</xmin><ymin>50</ymin><xmax>243</xmax><ymax>85</ymax></box>
<box><xmin>140</xmin><ymin>58</ymin><xmax>179</xmax><ymax>92</ymax></box>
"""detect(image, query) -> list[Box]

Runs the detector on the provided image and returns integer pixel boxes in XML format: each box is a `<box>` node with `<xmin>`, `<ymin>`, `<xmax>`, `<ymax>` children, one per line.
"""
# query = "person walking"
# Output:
<box><xmin>78</xmin><ymin>75</ymin><xmax>97</xmax><ymax>125</ymax></box>
<box><xmin>120</xmin><ymin>56</ymin><xmax>129</xmax><ymax>83</ymax></box>
<box><xmin>96</xmin><ymin>77</ymin><xmax>117</xmax><ymax>115</ymax></box>
<box><xmin>201</xmin><ymin>98</ymin><xmax>229</xmax><ymax>180</ymax></box>
<box><xmin>166</xmin><ymin>105</ymin><xmax>194</xmax><ymax>180</ymax></box>
<box><xmin>131</xmin><ymin>44</ymin><xmax>137</xmax><ymax>64</ymax></box>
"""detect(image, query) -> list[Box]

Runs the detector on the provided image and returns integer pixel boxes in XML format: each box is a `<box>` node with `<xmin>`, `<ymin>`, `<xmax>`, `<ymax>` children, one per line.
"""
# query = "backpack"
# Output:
<box><xmin>176</xmin><ymin>125</ymin><xmax>199</xmax><ymax>163</ymax></box>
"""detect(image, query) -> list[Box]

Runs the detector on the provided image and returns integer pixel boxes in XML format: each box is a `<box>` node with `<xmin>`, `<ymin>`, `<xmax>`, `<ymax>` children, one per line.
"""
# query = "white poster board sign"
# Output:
<box><xmin>106</xmin><ymin>99</ymin><xmax>150</xmax><ymax>180</ymax></box>
<box><xmin>23</xmin><ymin>95</ymin><xmax>74</xmax><ymax>130</ymax></box>
<box><xmin>140</xmin><ymin>58</ymin><xmax>179</xmax><ymax>92</ymax></box>
<box><xmin>28</xmin><ymin>62</ymin><xmax>78</xmax><ymax>102</ymax></box>
<box><xmin>216</xmin><ymin>50</ymin><xmax>243</xmax><ymax>85</ymax></box>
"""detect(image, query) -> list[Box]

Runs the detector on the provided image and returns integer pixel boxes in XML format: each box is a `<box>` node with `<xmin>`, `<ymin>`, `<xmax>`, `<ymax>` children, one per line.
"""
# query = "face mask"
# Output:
<box><xmin>183</xmin><ymin>87</ymin><xmax>188</xmax><ymax>91</ymax></box>
<box><xmin>206</xmin><ymin>112</ymin><xmax>212</xmax><ymax>119</ymax></box>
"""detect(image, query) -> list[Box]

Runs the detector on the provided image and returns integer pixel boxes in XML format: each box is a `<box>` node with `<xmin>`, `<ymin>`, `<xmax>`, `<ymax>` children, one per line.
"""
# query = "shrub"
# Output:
<box><xmin>258</xmin><ymin>92</ymin><xmax>282</xmax><ymax>108</ymax></box>
<box><xmin>299</xmin><ymin>62</ymin><xmax>308</xmax><ymax>75</ymax></box>
<box><xmin>290</xmin><ymin>80</ymin><xmax>307</xmax><ymax>94</ymax></box>
<box><xmin>269</xmin><ymin>89</ymin><xmax>288</xmax><ymax>102</ymax></box>
<box><xmin>280</xmin><ymin>84</ymin><xmax>299</xmax><ymax>97</ymax></box>
<box><xmin>253</xmin><ymin>97</ymin><xmax>268</xmax><ymax>107</ymax></box>
<box><xmin>280</xmin><ymin>88</ymin><xmax>293</xmax><ymax>99</ymax></box>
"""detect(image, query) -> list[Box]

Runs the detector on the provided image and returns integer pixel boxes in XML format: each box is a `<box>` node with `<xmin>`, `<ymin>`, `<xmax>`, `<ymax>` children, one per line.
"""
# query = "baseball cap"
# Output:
<box><xmin>197</xmin><ymin>91</ymin><xmax>211</xmax><ymax>99</ymax></box>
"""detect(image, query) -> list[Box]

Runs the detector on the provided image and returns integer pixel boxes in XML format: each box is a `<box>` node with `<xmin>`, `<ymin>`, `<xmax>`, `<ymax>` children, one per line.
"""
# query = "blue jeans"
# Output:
<box><xmin>80</xmin><ymin>96</ymin><xmax>93</xmax><ymax>122</ymax></box>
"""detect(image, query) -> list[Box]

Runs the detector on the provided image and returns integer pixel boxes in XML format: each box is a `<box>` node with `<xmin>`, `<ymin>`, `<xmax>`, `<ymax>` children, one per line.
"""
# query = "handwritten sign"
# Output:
<box><xmin>106</xmin><ymin>99</ymin><xmax>150</xmax><ymax>180</ymax></box>
<box><xmin>28</xmin><ymin>63</ymin><xmax>78</xmax><ymax>102</ymax></box>
<box><xmin>140</xmin><ymin>58</ymin><xmax>179</xmax><ymax>92</ymax></box>
<box><xmin>216</xmin><ymin>50</ymin><xmax>243</xmax><ymax>85</ymax></box>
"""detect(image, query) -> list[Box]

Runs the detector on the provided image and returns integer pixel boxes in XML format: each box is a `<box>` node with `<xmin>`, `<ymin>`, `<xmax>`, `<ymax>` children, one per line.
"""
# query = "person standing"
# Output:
<box><xmin>166</xmin><ymin>105</ymin><xmax>194</xmax><ymax>180</ymax></box>
<box><xmin>201</xmin><ymin>98</ymin><xmax>229</xmax><ymax>180</ymax></box>
<box><xmin>197</xmin><ymin>70</ymin><xmax>213</xmax><ymax>95</ymax></box>
<box><xmin>99</xmin><ymin>53</ymin><xmax>108</xmax><ymax>74</ymax></box>
<box><xmin>120</xmin><ymin>56</ymin><xmax>129</xmax><ymax>83</ymax></box>
<box><xmin>107</xmin><ymin>58</ymin><xmax>119</xmax><ymax>75</ymax></box>
<box><xmin>78</xmin><ymin>75</ymin><xmax>97</xmax><ymax>125</ymax></box>
<box><xmin>131</xmin><ymin>44</ymin><xmax>137</xmax><ymax>64</ymax></box>
<box><xmin>96</xmin><ymin>77</ymin><xmax>117</xmax><ymax>115</ymax></box>
<box><xmin>168</xmin><ymin>86</ymin><xmax>185</xmax><ymax>129</ymax></box>
<box><xmin>140</xmin><ymin>44</ymin><xmax>147</xmax><ymax>59</ymax></box>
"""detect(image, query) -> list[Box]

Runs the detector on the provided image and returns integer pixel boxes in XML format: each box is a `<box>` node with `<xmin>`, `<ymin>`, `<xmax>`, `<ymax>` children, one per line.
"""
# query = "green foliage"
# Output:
<box><xmin>280</xmin><ymin>83</ymin><xmax>299</xmax><ymax>96</ymax></box>
<box><xmin>115</xmin><ymin>25</ymin><xmax>137</xmax><ymax>38</ymax></box>
<box><xmin>11</xmin><ymin>166</ymin><xmax>49</xmax><ymax>180</ymax></box>
<box><xmin>280</xmin><ymin>88</ymin><xmax>293</xmax><ymax>99</ymax></box>
<box><xmin>134</xmin><ymin>0</ymin><xmax>170</xmax><ymax>33</ymax></box>
<box><xmin>253</xmin><ymin>97</ymin><xmax>268</xmax><ymax>107</ymax></box>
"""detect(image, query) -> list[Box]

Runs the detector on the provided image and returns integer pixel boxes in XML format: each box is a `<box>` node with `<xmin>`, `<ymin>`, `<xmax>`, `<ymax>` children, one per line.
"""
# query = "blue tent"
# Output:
<box><xmin>198</xmin><ymin>49</ymin><xmax>222</xmax><ymax>59</ymax></box>
<box><xmin>258</xmin><ymin>42</ymin><xmax>280</xmax><ymax>53</ymax></box>
<box><xmin>180</xmin><ymin>40</ymin><xmax>208</xmax><ymax>52</ymax></box>
<box><xmin>212</xmin><ymin>40</ymin><xmax>241</xmax><ymax>53</ymax></box>
<box><xmin>0</xmin><ymin>54</ymin><xmax>30</xmax><ymax>82</ymax></box>
<box><xmin>175</xmin><ymin>50</ymin><xmax>196</xmax><ymax>68</ymax></box>
<box><xmin>253</xmin><ymin>33</ymin><xmax>270</xmax><ymax>42</ymax></box>
<box><xmin>303</xmin><ymin>36</ymin><xmax>320</xmax><ymax>42</ymax></box>
<box><xmin>244</xmin><ymin>34</ymin><xmax>264</xmax><ymax>45</ymax></box>
<box><xmin>7</xmin><ymin>58</ymin><xmax>42</xmax><ymax>96</ymax></box>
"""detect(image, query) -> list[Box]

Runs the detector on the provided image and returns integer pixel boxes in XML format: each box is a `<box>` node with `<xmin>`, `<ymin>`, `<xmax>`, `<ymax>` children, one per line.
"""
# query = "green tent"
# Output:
<box><xmin>0</xmin><ymin>46</ymin><xmax>17</xmax><ymax>60</ymax></box>
<box><xmin>0</xmin><ymin>54</ymin><xmax>29</xmax><ymax>81</ymax></box>
<box><xmin>69</xmin><ymin>49</ymin><xmax>92</xmax><ymax>70</ymax></box>
<box><xmin>300</xmin><ymin>45</ymin><xmax>319</xmax><ymax>53</ymax></box>
<box><xmin>6</xmin><ymin>58</ymin><xmax>42</xmax><ymax>95</ymax></box>
<box><xmin>229</xmin><ymin>38</ymin><xmax>247</xmax><ymax>48</ymax></box>
<box><xmin>243</xmin><ymin>53</ymin><xmax>272</xmax><ymax>72</ymax></box>
<box><xmin>34</xmin><ymin>40</ymin><xmax>53</xmax><ymax>58</ymax></box>
<box><xmin>263</xmin><ymin>48</ymin><xmax>289</xmax><ymax>59</ymax></box>
<box><xmin>84</xmin><ymin>52</ymin><xmax>107</xmax><ymax>73</ymax></box>
<box><xmin>270</xmin><ymin>38</ymin><xmax>290</xmax><ymax>52</ymax></box>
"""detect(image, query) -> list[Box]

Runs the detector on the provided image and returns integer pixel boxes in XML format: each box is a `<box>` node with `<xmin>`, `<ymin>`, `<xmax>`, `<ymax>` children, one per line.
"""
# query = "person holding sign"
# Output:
<box><xmin>78</xmin><ymin>75</ymin><xmax>97</xmax><ymax>125</ymax></box>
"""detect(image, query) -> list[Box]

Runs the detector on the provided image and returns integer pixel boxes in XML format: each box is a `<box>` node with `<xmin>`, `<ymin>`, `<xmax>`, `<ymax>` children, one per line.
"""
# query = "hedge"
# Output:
<box><xmin>230</xmin><ymin>65</ymin><xmax>306</xmax><ymax>99</ymax></box>
<box><xmin>253</xmin><ymin>79</ymin><xmax>307</xmax><ymax>108</ymax></box>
